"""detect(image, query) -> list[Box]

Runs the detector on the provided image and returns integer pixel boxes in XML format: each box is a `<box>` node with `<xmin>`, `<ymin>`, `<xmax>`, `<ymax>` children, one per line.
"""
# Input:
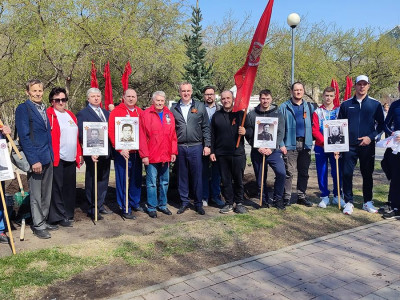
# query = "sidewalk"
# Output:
<box><xmin>111</xmin><ymin>219</ymin><xmax>400</xmax><ymax>300</ymax></box>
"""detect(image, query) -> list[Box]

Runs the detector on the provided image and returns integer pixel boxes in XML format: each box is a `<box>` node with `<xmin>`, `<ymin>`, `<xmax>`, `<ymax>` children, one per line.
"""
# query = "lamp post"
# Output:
<box><xmin>287</xmin><ymin>13</ymin><xmax>301</xmax><ymax>85</ymax></box>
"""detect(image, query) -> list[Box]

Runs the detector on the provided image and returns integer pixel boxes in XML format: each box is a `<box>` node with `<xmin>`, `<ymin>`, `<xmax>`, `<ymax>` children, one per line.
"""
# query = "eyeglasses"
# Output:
<box><xmin>52</xmin><ymin>98</ymin><xmax>68</xmax><ymax>103</ymax></box>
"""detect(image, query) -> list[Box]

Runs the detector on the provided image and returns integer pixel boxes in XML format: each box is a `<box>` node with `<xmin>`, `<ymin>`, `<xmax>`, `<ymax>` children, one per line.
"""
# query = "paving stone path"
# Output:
<box><xmin>111</xmin><ymin>219</ymin><xmax>400</xmax><ymax>300</ymax></box>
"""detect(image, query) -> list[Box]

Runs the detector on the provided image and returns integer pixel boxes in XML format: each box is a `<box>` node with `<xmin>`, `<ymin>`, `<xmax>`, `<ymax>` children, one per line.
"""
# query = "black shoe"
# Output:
<box><xmin>99</xmin><ymin>208</ymin><xmax>113</xmax><ymax>214</ymax></box>
<box><xmin>283</xmin><ymin>199</ymin><xmax>291</xmax><ymax>207</ymax></box>
<box><xmin>275</xmin><ymin>198</ymin><xmax>286</xmax><ymax>210</ymax></box>
<box><xmin>133</xmin><ymin>206</ymin><xmax>146</xmax><ymax>213</ymax></box>
<box><xmin>177</xmin><ymin>205</ymin><xmax>189</xmax><ymax>214</ymax></box>
<box><xmin>59</xmin><ymin>219</ymin><xmax>73</xmax><ymax>227</ymax></box>
<box><xmin>195</xmin><ymin>206</ymin><xmax>205</xmax><ymax>215</ymax></box>
<box><xmin>220</xmin><ymin>205</ymin><xmax>233</xmax><ymax>214</ymax></box>
<box><xmin>378</xmin><ymin>203</ymin><xmax>391</xmax><ymax>215</ymax></box>
<box><xmin>383</xmin><ymin>209</ymin><xmax>400</xmax><ymax>219</ymax></box>
<box><xmin>33</xmin><ymin>228</ymin><xmax>51</xmax><ymax>239</ymax></box>
<box><xmin>297</xmin><ymin>198</ymin><xmax>313</xmax><ymax>207</ymax></box>
<box><xmin>45</xmin><ymin>223</ymin><xmax>59</xmax><ymax>231</ymax></box>
<box><xmin>158</xmin><ymin>207</ymin><xmax>172</xmax><ymax>215</ymax></box>
<box><xmin>87</xmin><ymin>213</ymin><xmax>104</xmax><ymax>220</ymax></box>
<box><xmin>122</xmin><ymin>212</ymin><xmax>136</xmax><ymax>220</ymax></box>
<box><xmin>234</xmin><ymin>203</ymin><xmax>248</xmax><ymax>214</ymax></box>
<box><xmin>148</xmin><ymin>211</ymin><xmax>157</xmax><ymax>218</ymax></box>
<box><xmin>0</xmin><ymin>233</ymin><xmax>9</xmax><ymax>244</ymax></box>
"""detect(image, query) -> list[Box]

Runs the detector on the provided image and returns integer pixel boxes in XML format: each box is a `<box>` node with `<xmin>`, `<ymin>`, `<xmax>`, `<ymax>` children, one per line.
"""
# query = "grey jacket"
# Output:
<box><xmin>171</xmin><ymin>99</ymin><xmax>211</xmax><ymax>147</ymax></box>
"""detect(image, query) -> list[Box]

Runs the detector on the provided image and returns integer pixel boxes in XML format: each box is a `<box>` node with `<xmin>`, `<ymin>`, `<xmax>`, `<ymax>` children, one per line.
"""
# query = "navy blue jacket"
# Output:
<box><xmin>338</xmin><ymin>95</ymin><xmax>384</xmax><ymax>146</ymax></box>
<box><xmin>384</xmin><ymin>99</ymin><xmax>400</xmax><ymax>134</ymax></box>
<box><xmin>15</xmin><ymin>100</ymin><xmax>53</xmax><ymax>166</ymax></box>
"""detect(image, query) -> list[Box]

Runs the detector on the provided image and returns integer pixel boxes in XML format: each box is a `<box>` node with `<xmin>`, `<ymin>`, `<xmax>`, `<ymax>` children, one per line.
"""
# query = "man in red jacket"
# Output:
<box><xmin>139</xmin><ymin>91</ymin><xmax>178</xmax><ymax>218</ymax></box>
<box><xmin>109</xmin><ymin>89</ymin><xmax>144</xmax><ymax>219</ymax></box>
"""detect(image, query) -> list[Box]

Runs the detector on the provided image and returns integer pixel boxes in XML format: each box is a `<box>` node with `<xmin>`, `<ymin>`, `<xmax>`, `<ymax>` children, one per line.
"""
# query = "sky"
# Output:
<box><xmin>195</xmin><ymin>0</ymin><xmax>400</xmax><ymax>35</ymax></box>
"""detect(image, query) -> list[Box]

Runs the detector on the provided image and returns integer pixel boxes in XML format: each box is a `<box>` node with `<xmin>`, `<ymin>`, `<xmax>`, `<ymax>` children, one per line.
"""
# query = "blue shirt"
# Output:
<box><xmin>158</xmin><ymin>111</ymin><xmax>164</xmax><ymax>123</ymax></box>
<box><xmin>292</xmin><ymin>101</ymin><xmax>305</xmax><ymax>138</ymax></box>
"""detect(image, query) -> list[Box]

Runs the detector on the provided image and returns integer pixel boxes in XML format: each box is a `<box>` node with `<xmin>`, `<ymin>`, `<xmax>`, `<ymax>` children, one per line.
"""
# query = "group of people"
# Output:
<box><xmin>0</xmin><ymin>75</ymin><xmax>399</xmax><ymax>243</ymax></box>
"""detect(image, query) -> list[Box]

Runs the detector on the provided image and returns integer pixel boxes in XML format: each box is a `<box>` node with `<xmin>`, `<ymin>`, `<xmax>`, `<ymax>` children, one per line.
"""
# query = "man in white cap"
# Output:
<box><xmin>338</xmin><ymin>75</ymin><xmax>384</xmax><ymax>215</ymax></box>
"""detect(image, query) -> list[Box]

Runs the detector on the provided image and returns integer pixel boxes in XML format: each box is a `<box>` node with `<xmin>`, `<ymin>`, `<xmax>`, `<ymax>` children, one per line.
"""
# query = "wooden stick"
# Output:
<box><xmin>235</xmin><ymin>110</ymin><xmax>248</xmax><ymax>148</ymax></box>
<box><xmin>94</xmin><ymin>161</ymin><xmax>98</xmax><ymax>222</ymax></box>
<box><xmin>0</xmin><ymin>183</ymin><xmax>16</xmax><ymax>254</ymax></box>
<box><xmin>125</xmin><ymin>158</ymin><xmax>129</xmax><ymax>214</ymax></box>
<box><xmin>0</xmin><ymin>119</ymin><xmax>22</xmax><ymax>159</ymax></box>
<box><xmin>335</xmin><ymin>153</ymin><xmax>341</xmax><ymax>210</ymax></box>
<box><xmin>16</xmin><ymin>172</ymin><xmax>25</xmax><ymax>197</ymax></box>
<box><xmin>259</xmin><ymin>154</ymin><xmax>266</xmax><ymax>207</ymax></box>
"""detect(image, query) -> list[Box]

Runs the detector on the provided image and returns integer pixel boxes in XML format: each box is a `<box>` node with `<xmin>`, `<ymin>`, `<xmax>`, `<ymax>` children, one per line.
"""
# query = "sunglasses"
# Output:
<box><xmin>52</xmin><ymin>98</ymin><xmax>68</xmax><ymax>103</ymax></box>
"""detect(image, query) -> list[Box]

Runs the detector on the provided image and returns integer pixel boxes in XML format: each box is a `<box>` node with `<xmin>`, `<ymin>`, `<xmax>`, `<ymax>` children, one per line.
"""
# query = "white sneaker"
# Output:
<box><xmin>318</xmin><ymin>196</ymin><xmax>330</xmax><ymax>208</ymax></box>
<box><xmin>343</xmin><ymin>202</ymin><xmax>354</xmax><ymax>215</ymax></box>
<box><xmin>363</xmin><ymin>201</ymin><xmax>378</xmax><ymax>213</ymax></box>
<box><xmin>202</xmin><ymin>199</ymin><xmax>208</xmax><ymax>207</ymax></box>
<box><xmin>332</xmin><ymin>196</ymin><xmax>345</xmax><ymax>207</ymax></box>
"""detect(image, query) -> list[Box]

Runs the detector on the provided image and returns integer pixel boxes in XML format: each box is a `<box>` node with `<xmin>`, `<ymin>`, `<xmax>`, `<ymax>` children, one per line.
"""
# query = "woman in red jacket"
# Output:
<box><xmin>47</xmin><ymin>87</ymin><xmax>82</xmax><ymax>227</ymax></box>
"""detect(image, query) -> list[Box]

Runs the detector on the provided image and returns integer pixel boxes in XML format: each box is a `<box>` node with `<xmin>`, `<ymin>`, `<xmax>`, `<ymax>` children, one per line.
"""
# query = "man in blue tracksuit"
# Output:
<box><xmin>383</xmin><ymin>81</ymin><xmax>400</xmax><ymax>219</ymax></box>
<box><xmin>279</xmin><ymin>82</ymin><xmax>315</xmax><ymax>207</ymax></box>
<box><xmin>338</xmin><ymin>75</ymin><xmax>384</xmax><ymax>215</ymax></box>
<box><xmin>247</xmin><ymin>89</ymin><xmax>286</xmax><ymax>209</ymax></box>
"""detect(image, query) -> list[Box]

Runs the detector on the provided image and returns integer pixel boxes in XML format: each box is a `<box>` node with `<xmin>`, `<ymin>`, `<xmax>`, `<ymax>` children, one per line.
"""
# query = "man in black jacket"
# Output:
<box><xmin>247</xmin><ymin>89</ymin><xmax>286</xmax><ymax>209</ymax></box>
<box><xmin>338</xmin><ymin>75</ymin><xmax>384</xmax><ymax>215</ymax></box>
<box><xmin>210</xmin><ymin>90</ymin><xmax>251</xmax><ymax>214</ymax></box>
<box><xmin>171</xmin><ymin>82</ymin><xmax>211</xmax><ymax>215</ymax></box>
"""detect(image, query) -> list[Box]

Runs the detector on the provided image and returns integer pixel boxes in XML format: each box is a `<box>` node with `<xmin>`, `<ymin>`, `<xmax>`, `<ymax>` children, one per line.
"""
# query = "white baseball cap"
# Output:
<box><xmin>355</xmin><ymin>75</ymin><xmax>370</xmax><ymax>84</ymax></box>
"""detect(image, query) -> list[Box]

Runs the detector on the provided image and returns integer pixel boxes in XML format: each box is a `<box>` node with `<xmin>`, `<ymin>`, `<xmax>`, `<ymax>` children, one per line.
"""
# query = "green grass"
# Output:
<box><xmin>0</xmin><ymin>248</ymin><xmax>102</xmax><ymax>299</ymax></box>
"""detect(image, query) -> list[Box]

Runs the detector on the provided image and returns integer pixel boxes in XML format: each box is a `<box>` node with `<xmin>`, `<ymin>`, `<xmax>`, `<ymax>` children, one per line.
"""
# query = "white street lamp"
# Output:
<box><xmin>287</xmin><ymin>13</ymin><xmax>301</xmax><ymax>85</ymax></box>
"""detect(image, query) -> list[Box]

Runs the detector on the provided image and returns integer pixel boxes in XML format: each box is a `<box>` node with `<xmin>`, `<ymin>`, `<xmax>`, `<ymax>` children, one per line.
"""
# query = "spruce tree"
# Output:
<box><xmin>183</xmin><ymin>2</ymin><xmax>213</xmax><ymax>101</ymax></box>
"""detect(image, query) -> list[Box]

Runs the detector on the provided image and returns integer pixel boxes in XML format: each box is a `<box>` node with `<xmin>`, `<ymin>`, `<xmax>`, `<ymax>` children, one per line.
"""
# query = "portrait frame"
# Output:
<box><xmin>0</xmin><ymin>139</ymin><xmax>15</xmax><ymax>181</ymax></box>
<box><xmin>82</xmin><ymin>122</ymin><xmax>108</xmax><ymax>156</ymax></box>
<box><xmin>323</xmin><ymin>119</ymin><xmax>349</xmax><ymax>153</ymax></box>
<box><xmin>115</xmin><ymin>117</ymin><xmax>139</xmax><ymax>150</ymax></box>
<box><xmin>253</xmin><ymin>117</ymin><xmax>278</xmax><ymax>149</ymax></box>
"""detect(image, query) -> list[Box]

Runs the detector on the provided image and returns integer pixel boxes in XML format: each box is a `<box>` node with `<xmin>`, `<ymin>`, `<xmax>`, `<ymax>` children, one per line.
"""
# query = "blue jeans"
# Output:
<box><xmin>314</xmin><ymin>145</ymin><xmax>342</xmax><ymax>197</ymax></box>
<box><xmin>145</xmin><ymin>163</ymin><xmax>170</xmax><ymax>212</ymax></box>
<box><xmin>0</xmin><ymin>182</ymin><xmax>4</xmax><ymax>233</ymax></box>
<box><xmin>114</xmin><ymin>150</ymin><xmax>142</xmax><ymax>213</ymax></box>
<box><xmin>202</xmin><ymin>157</ymin><xmax>221</xmax><ymax>201</ymax></box>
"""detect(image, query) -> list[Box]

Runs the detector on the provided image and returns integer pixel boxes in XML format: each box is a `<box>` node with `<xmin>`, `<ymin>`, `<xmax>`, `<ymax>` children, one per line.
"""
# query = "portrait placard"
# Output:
<box><xmin>0</xmin><ymin>139</ymin><xmax>15</xmax><ymax>181</ymax></box>
<box><xmin>323</xmin><ymin>119</ymin><xmax>349</xmax><ymax>152</ymax></box>
<box><xmin>253</xmin><ymin>117</ymin><xmax>278</xmax><ymax>149</ymax></box>
<box><xmin>115</xmin><ymin>117</ymin><xmax>139</xmax><ymax>150</ymax></box>
<box><xmin>82</xmin><ymin>122</ymin><xmax>108</xmax><ymax>156</ymax></box>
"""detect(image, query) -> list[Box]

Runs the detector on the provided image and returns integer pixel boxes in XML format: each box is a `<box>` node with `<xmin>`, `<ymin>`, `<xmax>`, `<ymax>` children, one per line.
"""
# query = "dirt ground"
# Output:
<box><xmin>1</xmin><ymin>163</ymin><xmax>388</xmax><ymax>299</ymax></box>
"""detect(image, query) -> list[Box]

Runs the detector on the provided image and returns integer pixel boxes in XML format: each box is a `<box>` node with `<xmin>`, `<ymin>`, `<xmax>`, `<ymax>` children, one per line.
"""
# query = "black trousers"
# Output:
<box><xmin>217</xmin><ymin>155</ymin><xmax>246</xmax><ymax>206</ymax></box>
<box><xmin>84</xmin><ymin>156</ymin><xmax>110</xmax><ymax>215</ymax></box>
<box><xmin>48</xmin><ymin>160</ymin><xmax>77</xmax><ymax>223</ymax></box>
<box><xmin>386</xmin><ymin>149</ymin><xmax>400</xmax><ymax>210</ymax></box>
<box><xmin>342</xmin><ymin>143</ymin><xmax>375</xmax><ymax>203</ymax></box>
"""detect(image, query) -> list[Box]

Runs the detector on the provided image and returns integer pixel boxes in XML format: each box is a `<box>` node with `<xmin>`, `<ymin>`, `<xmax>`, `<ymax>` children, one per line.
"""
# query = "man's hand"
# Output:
<box><xmin>203</xmin><ymin>146</ymin><xmax>211</xmax><ymax>156</ymax></box>
<box><xmin>258</xmin><ymin>147</ymin><xmax>272</xmax><ymax>156</ymax></box>
<box><xmin>210</xmin><ymin>154</ymin><xmax>216</xmax><ymax>162</ymax></box>
<box><xmin>171</xmin><ymin>154</ymin><xmax>176</xmax><ymax>162</ymax></box>
<box><xmin>142</xmin><ymin>157</ymin><xmax>149</xmax><ymax>166</ymax></box>
<box><xmin>334</xmin><ymin>152</ymin><xmax>340</xmax><ymax>159</ymax></box>
<box><xmin>238</xmin><ymin>126</ymin><xmax>246</xmax><ymax>135</ymax></box>
<box><xmin>91</xmin><ymin>155</ymin><xmax>99</xmax><ymax>163</ymax></box>
<box><xmin>392</xmin><ymin>132</ymin><xmax>400</xmax><ymax>142</ymax></box>
<box><xmin>280</xmin><ymin>146</ymin><xmax>287</xmax><ymax>155</ymax></box>
<box><xmin>358</xmin><ymin>136</ymin><xmax>371</xmax><ymax>146</ymax></box>
<box><xmin>32</xmin><ymin>162</ymin><xmax>42</xmax><ymax>174</ymax></box>
<box><xmin>0</xmin><ymin>125</ymin><xmax>11</xmax><ymax>135</ymax></box>
<box><xmin>120</xmin><ymin>149</ymin><xmax>130</xmax><ymax>160</ymax></box>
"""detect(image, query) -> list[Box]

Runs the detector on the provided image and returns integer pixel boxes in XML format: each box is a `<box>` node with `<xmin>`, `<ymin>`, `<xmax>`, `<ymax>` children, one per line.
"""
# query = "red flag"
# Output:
<box><xmin>103</xmin><ymin>61</ymin><xmax>113</xmax><ymax>111</ymax></box>
<box><xmin>344</xmin><ymin>76</ymin><xmax>353</xmax><ymax>101</ymax></box>
<box><xmin>232</xmin><ymin>0</ymin><xmax>274</xmax><ymax>112</ymax></box>
<box><xmin>330</xmin><ymin>79</ymin><xmax>340</xmax><ymax>107</ymax></box>
<box><xmin>121</xmin><ymin>61</ymin><xmax>132</xmax><ymax>92</ymax></box>
<box><xmin>90</xmin><ymin>61</ymin><xmax>99</xmax><ymax>88</ymax></box>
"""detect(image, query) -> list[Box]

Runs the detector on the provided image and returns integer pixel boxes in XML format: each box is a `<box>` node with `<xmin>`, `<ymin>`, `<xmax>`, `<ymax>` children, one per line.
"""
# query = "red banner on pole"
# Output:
<box><xmin>232</xmin><ymin>0</ymin><xmax>275</xmax><ymax>112</ymax></box>
<box><xmin>344</xmin><ymin>76</ymin><xmax>353</xmax><ymax>101</ymax></box>
<box><xmin>330</xmin><ymin>79</ymin><xmax>340</xmax><ymax>107</ymax></box>
<box><xmin>103</xmin><ymin>61</ymin><xmax>113</xmax><ymax>111</ymax></box>
<box><xmin>90</xmin><ymin>61</ymin><xmax>99</xmax><ymax>88</ymax></box>
<box><xmin>121</xmin><ymin>61</ymin><xmax>132</xmax><ymax>92</ymax></box>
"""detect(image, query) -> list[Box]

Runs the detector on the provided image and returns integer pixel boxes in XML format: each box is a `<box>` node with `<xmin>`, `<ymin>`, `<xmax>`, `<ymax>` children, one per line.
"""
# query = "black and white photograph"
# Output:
<box><xmin>0</xmin><ymin>139</ymin><xmax>15</xmax><ymax>181</ymax></box>
<box><xmin>82</xmin><ymin>122</ymin><xmax>108</xmax><ymax>156</ymax></box>
<box><xmin>323</xmin><ymin>119</ymin><xmax>349</xmax><ymax>152</ymax></box>
<box><xmin>115</xmin><ymin>117</ymin><xmax>139</xmax><ymax>150</ymax></box>
<box><xmin>253</xmin><ymin>117</ymin><xmax>278</xmax><ymax>149</ymax></box>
